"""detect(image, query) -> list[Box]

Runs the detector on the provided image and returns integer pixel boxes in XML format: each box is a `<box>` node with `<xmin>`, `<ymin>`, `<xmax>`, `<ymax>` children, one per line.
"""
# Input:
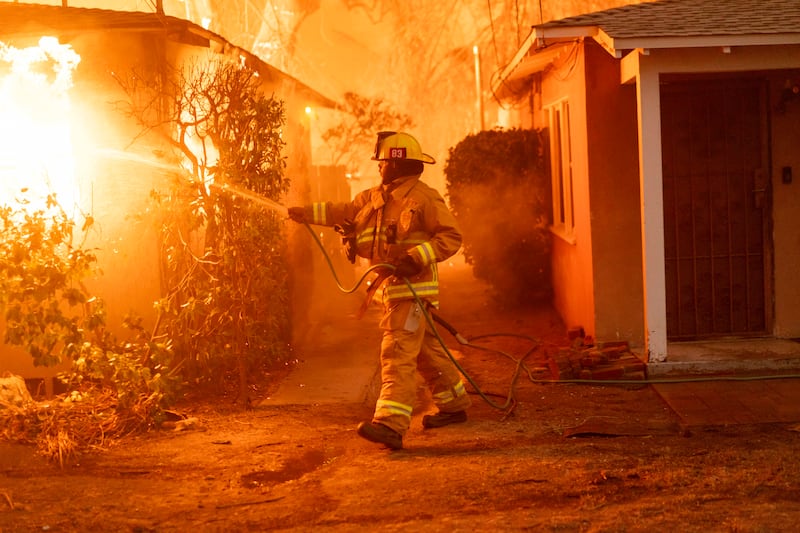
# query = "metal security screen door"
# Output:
<box><xmin>661</xmin><ymin>78</ymin><xmax>771</xmax><ymax>341</ymax></box>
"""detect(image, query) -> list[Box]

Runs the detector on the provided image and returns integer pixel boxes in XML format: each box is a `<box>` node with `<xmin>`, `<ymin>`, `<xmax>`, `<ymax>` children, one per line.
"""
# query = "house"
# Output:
<box><xmin>492</xmin><ymin>0</ymin><xmax>800</xmax><ymax>375</ymax></box>
<box><xmin>0</xmin><ymin>3</ymin><xmax>341</xmax><ymax>394</ymax></box>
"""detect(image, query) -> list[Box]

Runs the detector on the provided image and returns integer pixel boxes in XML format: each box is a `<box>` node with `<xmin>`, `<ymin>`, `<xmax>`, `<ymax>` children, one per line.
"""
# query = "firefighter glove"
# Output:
<box><xmin>393</xmin><ymin>254</ymin><xmax>422</xmax><ymax>278</ymax></box>
<box><xmin>287</xmin><ymin>207</ymin><xmax>307</xmax><ymax>223</ymax></box>
<box><xmin>334</xmin><ymin>219</ymin><xmax>357</xmax><ymax>263</ymax></box>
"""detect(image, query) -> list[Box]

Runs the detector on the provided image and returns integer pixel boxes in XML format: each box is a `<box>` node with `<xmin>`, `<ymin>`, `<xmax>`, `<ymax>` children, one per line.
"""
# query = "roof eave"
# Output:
<box><xmin>492</xmin><ymin>45</ymin><xmax>568</xmax><ymax>101</ymax></box>
<box><xmin>0</xmin><ymin>5</ymin><xmax>338</xmax><ymax>110</ymax></box>
<box><xmin>183</xmin><ymin>26</ymin><xmax>337</xmax><ymax>109</ymax></box>
<box><xmin>534</xmin><ymin>25</ymin><xmax>598</xmax><ymax>42</ymax></box>
<box><xmin>490</xmin><ymin>26</ymin><xmax>587</xmax><ymax>101</ymax></box>
<box><xmin>608</xmin><ymin>33</ymin><xmax>800</xmax><ymax>55</ymax></box>
<box><xmin>533</xmin><ymin>23</ymin><xmax>800</xmax><ymax>58</ymax></box>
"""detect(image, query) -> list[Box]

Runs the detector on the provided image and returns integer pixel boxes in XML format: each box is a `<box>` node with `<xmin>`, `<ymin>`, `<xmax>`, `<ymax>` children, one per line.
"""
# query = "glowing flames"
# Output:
<box><xmin>0</xmin><ymin>37</ymin><xmax>81</xmax><ymax>213</ymax></box>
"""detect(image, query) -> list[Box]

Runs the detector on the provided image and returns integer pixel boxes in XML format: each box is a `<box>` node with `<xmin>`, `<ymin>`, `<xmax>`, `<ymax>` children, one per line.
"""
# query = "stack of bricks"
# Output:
<box><xmin>547</xmin><ymin>327</ymin><xmax>647</xmax><ymax>381</ymax></box>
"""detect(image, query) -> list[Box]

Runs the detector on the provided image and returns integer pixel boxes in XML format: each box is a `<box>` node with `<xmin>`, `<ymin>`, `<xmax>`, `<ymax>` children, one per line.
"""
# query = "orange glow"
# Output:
<box><xmin>177</xmin><ymin>78</ymin><xmax>219</xmax><ymax>190</ymax></box>
<box><xmin>0</xmin><ymin>37</ymin><xmax>81</xmax><ymax>213</ymax></box>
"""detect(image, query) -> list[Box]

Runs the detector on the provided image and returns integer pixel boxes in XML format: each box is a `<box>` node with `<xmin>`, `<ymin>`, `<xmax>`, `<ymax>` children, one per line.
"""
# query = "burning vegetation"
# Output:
<box><xmin>0</xmin><ymin>37</ymin><xmax>293</xmax><ymax>464</ymax></box>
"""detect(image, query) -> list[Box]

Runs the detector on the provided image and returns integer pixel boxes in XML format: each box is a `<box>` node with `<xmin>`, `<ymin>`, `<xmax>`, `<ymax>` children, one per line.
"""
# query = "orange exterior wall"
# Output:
<box><xmin>536</xmin><ymin>43</ymin><xmax>597</xmax><ymax>339</ymax></box>
<box><xmin>584</xmin><ymin>41</ymin><xmax>645</xmax><ymax>348</ymax></box>
<box><xmin>534</xmin><ymin>40</ymin><xmax>645</xmax><ymax>347</ymax></box>
<box><xmin>768</xmin><ymin>68</ymin><xmax>800</xmax><ymax>338</ymax></box>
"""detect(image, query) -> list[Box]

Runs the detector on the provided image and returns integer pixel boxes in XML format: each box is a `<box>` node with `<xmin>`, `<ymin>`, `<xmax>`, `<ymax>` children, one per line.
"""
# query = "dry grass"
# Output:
<box><xmin>0</xmin><ymin>388</ymin><xmax>159</xmax><ymax>467</ymax></box>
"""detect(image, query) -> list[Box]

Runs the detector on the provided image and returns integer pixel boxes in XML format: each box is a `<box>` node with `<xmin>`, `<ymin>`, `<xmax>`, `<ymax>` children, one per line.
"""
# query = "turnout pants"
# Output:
<box><xmin>372</xmin><ymin>299</ymin><xmax>471</xmax><ymax>435</ymax></box>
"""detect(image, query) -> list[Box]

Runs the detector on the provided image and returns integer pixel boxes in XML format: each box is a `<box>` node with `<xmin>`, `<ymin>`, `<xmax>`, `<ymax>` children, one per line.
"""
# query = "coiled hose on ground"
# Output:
<box><xmin>301</xmin><ymin>221</ymin><xmax>800</xmax><ymax>417</ymax></box>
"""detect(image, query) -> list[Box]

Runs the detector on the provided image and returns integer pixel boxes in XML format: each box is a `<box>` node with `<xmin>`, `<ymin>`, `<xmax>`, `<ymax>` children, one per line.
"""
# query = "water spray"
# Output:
<box><xmin>209</xmin><ymin>182</ymin><xmax>289</xmax><ymax>217</ymax></box>
<box><xmin>90</xmin><ymin>151</ymin><xmax>291</xmax><ymax>219</ymax></box>
<box><xmin>89</xmin><ymin>150</ymin><xmax>291</xmax><ymax>219</ymax></box>
<box><xmin>92</xmin><ymin>149</ymin><xmax>181</xmax><ymax>172</ymax></box>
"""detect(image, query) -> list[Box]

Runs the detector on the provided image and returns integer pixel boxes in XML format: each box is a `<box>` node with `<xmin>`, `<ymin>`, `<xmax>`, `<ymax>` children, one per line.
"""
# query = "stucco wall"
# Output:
<box><xmin>584</xmin><ymin>41</ymin><xmax>645</xmax><ymax>348</ymax></box>
<box><xmin>538</xmin><ymin>42</ymin><xmax>597</xmax><ymax>338</ymax></box>
<box><xmin>536</xmin><ymin>40</ymin><xmax>645</xmax><ymax>347</ymax></box>
<box><xmin>769</xmin><ymin>70</ymin><xmax>800</xmax><ymax>338</ymax></box>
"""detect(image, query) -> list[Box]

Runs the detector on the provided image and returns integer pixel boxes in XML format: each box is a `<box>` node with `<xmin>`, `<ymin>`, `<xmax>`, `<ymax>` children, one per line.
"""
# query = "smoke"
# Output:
<box><xmin>450</xmin><ymin>169</ymin><xmax>552</xmax><ymax>307</ymax></box>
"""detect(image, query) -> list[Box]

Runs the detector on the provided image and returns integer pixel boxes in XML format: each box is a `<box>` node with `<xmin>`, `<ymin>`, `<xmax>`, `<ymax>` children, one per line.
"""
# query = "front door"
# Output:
<box><xmin>661</xmin><ymin>78</ymin><xmax>772</xmax><ymax>341</ymax></box>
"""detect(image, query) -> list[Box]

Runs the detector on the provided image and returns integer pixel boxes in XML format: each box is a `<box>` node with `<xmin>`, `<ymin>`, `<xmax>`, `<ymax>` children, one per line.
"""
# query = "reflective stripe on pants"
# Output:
<box><xmin>373</xmin><ymin>300</ymin><xmax>471</xmax><ymax>435</ymax></box>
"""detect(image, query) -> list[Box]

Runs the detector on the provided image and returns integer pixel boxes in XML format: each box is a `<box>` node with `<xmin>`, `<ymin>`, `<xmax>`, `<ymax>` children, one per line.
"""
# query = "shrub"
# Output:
<box><xmin>444</xmin><ymin>128</ymin><xmax>552</xmax><ymax>305</ymax></box>
<box><xmin>135</xmin><ymin>60</ymin><xmax>292</xmax><ymax>403</ymax></box>
<box><xmin>0</xmin><ymin>195</ymin><xmax>176</xmax><ymax>464</ymax></box>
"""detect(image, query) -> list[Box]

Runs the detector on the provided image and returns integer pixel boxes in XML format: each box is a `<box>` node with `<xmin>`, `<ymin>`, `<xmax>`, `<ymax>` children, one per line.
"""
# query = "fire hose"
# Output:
<box><xmin>299</xmin><ymin>219</ymin><xmax>800</xmax><ymax>418</ymax></box>
<box><xmin>292</xmin><ymin>217</ymin><xmax>544</xmax><ymax>417</ymax></box>
<box><xmin>211</xmin><ymin>177</ymin><xmax>530</xmax><ymax>414</ymax></box>
<box><xmin>216</xmin><ymin>183</ymin><xmax>800</xmax><ymax>417</ymax></box>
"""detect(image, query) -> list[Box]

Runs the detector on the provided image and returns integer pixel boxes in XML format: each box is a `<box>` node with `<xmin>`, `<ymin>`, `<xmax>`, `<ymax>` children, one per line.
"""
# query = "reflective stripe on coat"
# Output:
<box><xmin>301</xmin><ymin>174</ymin><xmax>462</xmax><ymax>307</ymax></box>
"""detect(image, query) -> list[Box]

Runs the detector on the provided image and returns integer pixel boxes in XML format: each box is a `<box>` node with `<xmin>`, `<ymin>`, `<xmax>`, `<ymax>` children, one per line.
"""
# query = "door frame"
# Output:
<box><xmin>659</xmin><ymin>73</ymin><xmax>774</xmax><ymax>342</ymax></box>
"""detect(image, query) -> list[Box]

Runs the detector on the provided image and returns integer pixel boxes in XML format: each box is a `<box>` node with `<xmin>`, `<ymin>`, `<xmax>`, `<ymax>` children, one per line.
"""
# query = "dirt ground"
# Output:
<box><xmin>2</xmin><ymin>263</ymin><xmax>800</xmax><ymax>532</ymax></box>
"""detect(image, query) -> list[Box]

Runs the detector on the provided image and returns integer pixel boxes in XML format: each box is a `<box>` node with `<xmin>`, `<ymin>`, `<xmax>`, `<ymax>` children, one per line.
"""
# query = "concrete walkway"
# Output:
<box><xmin>259</xmin><ymin>301</ymin><xmax>382</xmax><ymax>406</ymax></box>
<box><xmin>653</xmin><ymin>377</ymin><xmax>800</xmax><ymax>428</ymax></box>
<box><xmin>259</xmin><ymin>257</ymin><xmax>479</xmax><ymax>408</ymax></box>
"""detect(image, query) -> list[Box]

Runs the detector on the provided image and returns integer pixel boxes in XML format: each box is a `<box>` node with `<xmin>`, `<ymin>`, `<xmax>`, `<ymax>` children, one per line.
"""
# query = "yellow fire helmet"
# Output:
<box><xmin>372</xmin><ymin>131</ymin><xmax>436</xmax><ymax>164</ymax></box>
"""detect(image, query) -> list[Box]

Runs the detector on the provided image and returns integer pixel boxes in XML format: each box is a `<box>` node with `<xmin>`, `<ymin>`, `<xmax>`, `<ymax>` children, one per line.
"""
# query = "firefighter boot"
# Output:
<box><xmin>357</xmin><ymin>422</ymin><xmax>403</xmax><ymax>449</ymax></box>
<box><xmin>422</xmin><ymin>410</ymin><xmax>467</xmax><ymax>429</ymax></box>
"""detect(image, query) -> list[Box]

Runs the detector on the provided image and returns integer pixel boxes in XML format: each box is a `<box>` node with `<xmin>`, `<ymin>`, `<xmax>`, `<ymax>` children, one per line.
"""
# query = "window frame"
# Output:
<box><xmin>546</xmin><ymin>98</ymin><xmax>575</xmax><ymax>244</ymax></box>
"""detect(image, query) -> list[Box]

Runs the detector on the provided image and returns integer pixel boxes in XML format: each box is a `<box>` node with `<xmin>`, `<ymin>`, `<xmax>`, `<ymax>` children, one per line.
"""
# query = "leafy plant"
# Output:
<box><xmin>0</xmin><ymin>194</ymin><xmax>97</xmax><ymax>368</ymax></box>
<box><xmin>0</xmin><ymin>193</ymin><xmax>176</xmax><ymax>463</ymax></box>
<box><xmin>117</xmin><ymin>57</ymin><xmax>292</xmax><ymax>404</ymax></box>
<box><xmin>0</xmin><ymin>55</ymin><xmax>290</xmax><ymax>462</ymax></box>
<box><xmin>444</xmin><ymin>128</ymin><xmax>552</xmax><ymax>305</ymax></box>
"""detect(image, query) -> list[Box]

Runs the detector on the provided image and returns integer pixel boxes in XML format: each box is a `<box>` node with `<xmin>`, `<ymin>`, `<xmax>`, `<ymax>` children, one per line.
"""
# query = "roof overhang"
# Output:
<box><xmin>536</xmin><ymin>25</ymin><xmax>800</xmax><ymax>59</ymax></box>
<box><xmin>0</xmin><ymin>4</ymin><xmax>338</xmax><ymax>110</ymax></box>
<box><xmin>493</xmin><ymin>22</ymin><xmax>800</xmax><ymax>101</ymax></box>
<box><xmin>491</xmin><ymin>29</ymin><xmax>571</xmax><ymax>101</ymax></box>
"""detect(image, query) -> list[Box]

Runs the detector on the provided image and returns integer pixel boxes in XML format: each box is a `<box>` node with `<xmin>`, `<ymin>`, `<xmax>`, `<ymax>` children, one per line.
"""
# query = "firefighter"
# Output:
<box><xmin>287</xmin><ymin>131</ymin><xmax>471</xmax><ymax>449</ymax></box>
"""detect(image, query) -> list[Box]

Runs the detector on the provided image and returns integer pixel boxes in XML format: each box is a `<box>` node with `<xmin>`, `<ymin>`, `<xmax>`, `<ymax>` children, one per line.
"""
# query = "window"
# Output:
<box><xmin>547</xmin><ymin>99</ymin><xmax>575</xmax><ymax>242</ymax></box>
